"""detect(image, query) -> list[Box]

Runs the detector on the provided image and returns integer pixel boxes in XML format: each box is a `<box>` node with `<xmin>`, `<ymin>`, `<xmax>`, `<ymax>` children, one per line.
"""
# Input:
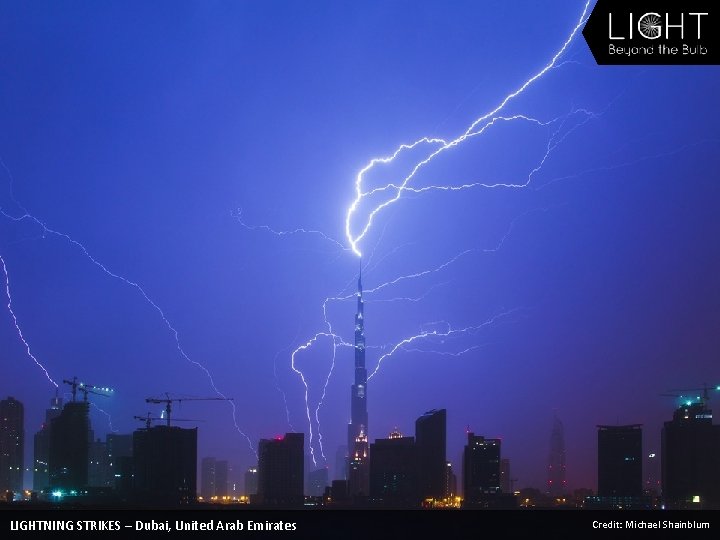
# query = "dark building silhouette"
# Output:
<box><xmin>133</xmin><ymin>425</ymin><xmax>197</xmax><ymax>505</ymax></box>
<box><xmin>257</xmin><ymin>433</ymin><xmax>304</xmax><ymax>506</ymax></box>
<box><xmin>201</xmin><ymin>457</ymin><xmax>229</xmax><ymax>501</ymax></box>
<box><xmin>597</xmin><ymin>425</ymin><xmax>642</xmax><ymax>497</ymax></box>
<box><xmin>547</xmin><ymin>414</ymin><xmax>566</xmax><ymax>496</ymax></box>
<box><xmin>500</xmin><ymin>458</ymin><xmax>511</xmax><ymax>493</ymax></box>
<box><xmin>334</xmin><ymin>445</ymin><xmax>347</xmax><ymax>481</ymax></box>
<box><xmin>244</xmin><ymin>466</ymin><xmax>258</xmax><ymax>497</ymax></box>
<box><xmin>415</xmin><ymin>408</ymin><xmax>446</xmax><ymax>500</ymax></box>
<box><xmin>462</xmin><ymin>433</ymin><xmax>514</xmax><ymax>508</ymax></box>
<box><xmin>33</xmin><ymin>395</ymin><xmax>63</xmax><ymax>492</ymax></box>
<box><xmin>347</xmin><ymin>267</ymin><xmax>369</xmax><ymax>496</ymax></box>
<box><xmin>662</xmin><ymin>401</ymin><xmax>720</xmax><ymax>509</ymax></box>
<box><xmin>106</xmin><ymin>433</ymin><xmax>132</xmax><ymax>492</ymax></box>
<box><xmin>585</xmin><ymin>424</ymin><xmax>650</xmax><ymax>509</ymax></box>
<box><xmin>201</xmin><ymin>457</ymin><xmax>217</xmax><ymax>501</ymax></box>
<box><xmin>215</xmin><ymin>460</ymin><xmax>228</xmax><ymax>498</ymax></box>
<box><xmin>308</xmin><ymin>467</ymin><xmax>329</xmax><ymax>497</ymax></box>
<box><xmin>463</xmin><ymin>433</ymin><xmax>500</xmax><ymax>499</ymax></box>
<box><xmin>369</xmin><ymin>430</ymin><xmax>419</xmax><ymax>507</ymax></box>
<box><xmin>49</xmin><ymin>401</ymin><xmax>90</xmax><ymax>491</ymax></box>
<box><xmin>0</xmin><ymin>396</ymin><xmax>24</xmax><ymax>495</ymax></box>
<box><xmin>88</xmin><ymin>438</ymin><xmax>108</xmax><ymax>487</ymax></box>
<box><xmin>445</xmin><ymin>461</ymin><xmax>457</xmax><ymax>498</ymax></box>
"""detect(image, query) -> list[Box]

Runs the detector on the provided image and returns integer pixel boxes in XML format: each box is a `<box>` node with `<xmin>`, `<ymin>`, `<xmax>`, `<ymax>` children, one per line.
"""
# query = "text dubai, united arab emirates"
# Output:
<box><xmin>10</xmin><ymin>520</ymin><xmax>298</xmax><ymax>532</ymax></box>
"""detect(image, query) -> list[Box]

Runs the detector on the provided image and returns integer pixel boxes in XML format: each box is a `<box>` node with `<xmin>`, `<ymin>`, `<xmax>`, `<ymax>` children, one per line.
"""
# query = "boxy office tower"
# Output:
<box><xmin>133</xmin><ymin>425</ymin><xmax>197</xmax><ymax>505</ymax></box>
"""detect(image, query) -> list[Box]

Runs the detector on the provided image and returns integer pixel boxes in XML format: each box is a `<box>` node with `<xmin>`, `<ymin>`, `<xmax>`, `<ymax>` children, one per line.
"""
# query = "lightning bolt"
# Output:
<box><xmin>345</xmin><ymin>1</ymin><xmax>592</xmax><ymax>257</ymax></box>
<box><xmin>0</xmin><ymin>253</ymin><xmax>58</xmax><ymax>387</ymax></box>
<box><xmin>233</xmin><ymin>208</ymin><xmax>348</xmax><ymax>251</ymax></box>
<box><xmin>1</xmin><ymin>181</ymin><xmax>256</xmax><ymax>456</ymax></box>
<box><xmin>91</xmin><ymin>402</ymin><xmax>119</xmax><ymax>433</ymax></box>
<box><xmin>368</xmin><ymin>308</ymin><xmax>522</xmax><ymax>380</ymax></box>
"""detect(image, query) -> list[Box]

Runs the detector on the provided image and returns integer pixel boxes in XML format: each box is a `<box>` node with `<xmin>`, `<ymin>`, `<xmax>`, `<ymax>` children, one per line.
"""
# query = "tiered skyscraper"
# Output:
<box><xmin>547</xmin><ymin>414</ymin><xmax>566</xmax><ymax>496</ymax></box>
<box><xmin>347</xmin><ymin>265</ymin><xmax>369</xmax><ymax>496</ymax></box>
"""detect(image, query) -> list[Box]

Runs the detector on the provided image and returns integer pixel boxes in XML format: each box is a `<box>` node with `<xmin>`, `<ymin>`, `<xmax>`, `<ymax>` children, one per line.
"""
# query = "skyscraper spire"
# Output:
<box><xmin>348</xmin><ymin>258</ymin><xmax>369</xmax><ymax>496</ymax></box>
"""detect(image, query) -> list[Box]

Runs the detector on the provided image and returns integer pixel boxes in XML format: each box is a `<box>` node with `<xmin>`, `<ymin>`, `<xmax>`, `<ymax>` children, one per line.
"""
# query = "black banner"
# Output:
<box><xmin>582</xmin><ymin>0</ymin><xmax>720</xmax><ymax>64</ymax></box>
<box><xmin>1</xmin><ymin>507</ymin><xmax>719</xmax><ymax>538</ymax></box>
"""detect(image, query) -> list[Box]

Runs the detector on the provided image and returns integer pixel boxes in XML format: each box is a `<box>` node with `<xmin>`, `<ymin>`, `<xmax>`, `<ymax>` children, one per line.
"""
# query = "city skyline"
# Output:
<box><xmin>1</xmin><ymin>0</ymin><xmax>719</xmax><ymax>493</ymax></box>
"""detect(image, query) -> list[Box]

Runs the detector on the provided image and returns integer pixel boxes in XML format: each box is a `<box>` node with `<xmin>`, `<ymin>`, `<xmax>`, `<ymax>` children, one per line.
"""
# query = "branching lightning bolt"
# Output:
<box><xmin>0</xmin><ymin>253</ymin><xmax>58</xmax><ymax>387</ymax></box>
<box><xmin>234</xmin><ymin>208</ymin><xmax>348</xmax><ymax>251</ymax></box>
<box><xmin>345</xmin><ymin>1</ymin><xmax>592</xmax><ymax>257</ymax></box>
<box><xmin>368</xmin><ymin>308</ymin><xmax>521</xmax><ymax>380</ymax></box>
<box><xmin>1</xmin><ymin>181</ymin><xmax>255</xmax><ymax>456</ymax></box>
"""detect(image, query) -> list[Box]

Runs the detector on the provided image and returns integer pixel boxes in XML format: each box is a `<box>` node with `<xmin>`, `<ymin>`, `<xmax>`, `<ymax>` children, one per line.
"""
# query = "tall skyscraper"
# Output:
<box><xmin>597</xmin><ymin>424</ymin><xmax>642</xmax><ymax>497</ymax></box>
<box><xmin>201</xmin><ymin>457</ymin><xmax>229</xmax><ymax>500</ymax></box>
<box><xmin>201</xmin><ymin>457</ymin><xmax>218</xmax><ymax>501</ymax></box>
<box><xmin>244</xmin><ymin>466</ymin><xmax>258</xmax><ymax>497</ymax></box>
<box><xmin>347</xmin><ymin>266</ymin><xmax>369</xmax><ymax>496</ymax></box>
<box><xmin>88</xmin><ymin>438</ymin><xmax>108</xmax><ymax>487</ymax></box>
<box><xmin>0</xmin><ymin>396</ymin><xmax>24</xmax><ymax>495</ymax></box>
<box><xmin>500</xmin><ymin>458</ymin><xmax>511</xmax><ymax>493</ymax></box>
<box><xmin>547</xmin><ymin>414</ymin><xmax>567</xmax><ymax>496</ymax></box>
<box><xmin>33</xmin><ymin>395</ymin><xmax>63</xmax><ymax>492</ymax></box>
<box><xmin>106</xmin><ymin>433</ymin><xmax>132</xmax><ymax>492</ymax></box>
<box><xmin>133</xmin><ymin>425</ymin><xmax>197</xmax><ymax>505</ymax></box>
<box><xmin>215</xmin><ymin>460</ymin><xmax>229</xmax><ymax>498</ymax></box>
<box><xmin>307</xmin><ymin>467</ymin><xmax>329</xmax><ymax>497</ymax></box>
<box><xmin>257</xmin><ymin>433</ymin><xmax>304</xmax><ymax>507</ymax></box>
<box><xmin>369</xmin><ymin>430</ymin><xmax>419</xmax><ymax>507</ymax></box>
<box><xmin>415</xmin><ymin>408</ymin><xmax>446</xmax><ymax>501</ymax></box>
<box><xmin>662</xmin><ymin>401</ymin><xmax>720</xmax><ymax>509</ymax></box>
<box><xmin>49</xmin><ymin>401</ymin><xmax>90</xmax><ymax>491</ymax></box>
<box><xmin>463</xmin><ymin>433</ymin><xmax>500</xmax><ymax>502</ymax></box>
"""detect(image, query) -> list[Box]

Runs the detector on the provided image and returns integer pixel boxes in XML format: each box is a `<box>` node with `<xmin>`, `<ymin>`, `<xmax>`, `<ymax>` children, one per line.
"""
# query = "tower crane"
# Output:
<box><xmin>662</xmin><ymin>383</ymin><xmax>720</xmax><ymax>408</ymax></box>
<box><xmin>133</xmin><ymin>413</ymin><xmax>201</xmax><ymax>429</ymax></box>
<box><xmin>63</xmin><ymin>376</ymin><xmax>113</xmax><ymax>402</ymax></box>
<box><xmin>145</xmin><ymin>393</ymin><xmax>232</xmax><ymax>426</ymax></box>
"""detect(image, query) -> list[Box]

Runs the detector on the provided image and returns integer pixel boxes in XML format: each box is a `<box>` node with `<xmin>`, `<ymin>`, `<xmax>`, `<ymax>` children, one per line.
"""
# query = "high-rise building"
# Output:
<box><xmin>597</xmin><ymin>425</ymin><xmax>642</xmax><ymax>497</ymax></box>
<box><xmin>106</xmin><ymin>433</ymin><xmax>132</xmax><ymax>492</ymax></box>
<box><xmin>201</xmin><ymin>457</ymin><xmax>217</xmax><ymax>501</ymax></box>
<box><xmin>463</xmin><ymin>433</ymin><xmax>500</xmax><ymax>502</ymax></box>
<box><xmin>662</xmin><ymin>401</ymin><xmax>720</xmax><ymax>509</ymax></box>
<box><xmin>415</xmin><ymin>409</ymin><xmax>446</xmax><ymax>500</ymax></box>
<box><xmin>244</xmin><ymin>466</ymin><xmax>258</xmax><ymax>497</ymax></box>
<box><xmin>0</xmin><ymin>396</ymin><xmax>24</xmax><ymax>495</ymax></box>
<box><xmin>334</xmin><ymin>445</ymin><xmax>347</xmax><ymax>481</ymax></box>
<box><xmin>133</xmin><ymin>425</ymin><xmax>197</xmax><ymax>505</ymax></box>
<box><xmin>307</xmin><ymin>467</ymin><xmax>329</xmax><ymax>497</ymax></box>
<box><xmin>88</xmin><ymin>438</ymin><xmax>108</xmax><ymax>487</ymax></box>
<box><xmin>257</xmin><ymin>433</ymin><xmax>304</xmax><ymax>507</ymax></box>
<box><xmin>347</xmin><ymin>267</ymin><xmax>369</xmax><ymax>496</ymax></box>
<box><xmin>369</xmin><ymin>430</ymin><xmax>419</xmax><ymax>507</ymax></box>
<box><xmin>445</xmin><ymin>462</ymin><xmax>457</xmax><ymax>498</ymax></box>
<box><xmin>201</xmin><ymin>457</ymin><xmax>229</xmax><ymax>501</ymax></box>
<box><xmin>49</xmin><ymin>401</ymin><xmax>90</xmax><ymax>491</ymax></box>
<box><xmin>547</xmin><ymin>414</ymin><xmax>567</xmax><ymax>495</ymax></box>
<box><xmin>33</xmin><ymin>395</ymin><xmax>63</xmax><ymax>492</ymax></box>
<box><xmin>500</xmin><ymin>458</ymin><xmax>511</xmax><ymax>493</ymax></box>
<box><xmin>215</xmin><ymin>460</ymin><xmax>228</xmax><ymax>498</ymax></box>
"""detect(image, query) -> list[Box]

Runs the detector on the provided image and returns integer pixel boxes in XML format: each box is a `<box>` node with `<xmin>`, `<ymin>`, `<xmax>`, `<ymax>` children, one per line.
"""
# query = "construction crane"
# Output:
<box><xmin>133</xmin><ymin>413</ymin><xmax>201</xmax><ymax>429</ymax></box>
<box><xmin>661</xmin><ymin>383</ymin><xmax>720</xmax><ymax>408</ymax></box>
<box><xmin>63</xmin><ymin>376</ymin><xmax>114</xmax><ymax>402</ymax></box>
<box><xmin>667</xmin><ymin>383</ymin><xmax>720</xmax><ymax>407</ymax></box>
<box><xmin>145</xmin><ymin>393</ymin><xmax>232</xmax><ymax>427</ymax></box>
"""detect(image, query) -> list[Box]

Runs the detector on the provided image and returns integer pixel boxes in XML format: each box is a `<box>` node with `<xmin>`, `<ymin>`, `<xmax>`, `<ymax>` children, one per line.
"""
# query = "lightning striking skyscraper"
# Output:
<box><xmin>347</xmin><ymin>262</ymin><xmax>369</xmax><ymax>496</ymax></box>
